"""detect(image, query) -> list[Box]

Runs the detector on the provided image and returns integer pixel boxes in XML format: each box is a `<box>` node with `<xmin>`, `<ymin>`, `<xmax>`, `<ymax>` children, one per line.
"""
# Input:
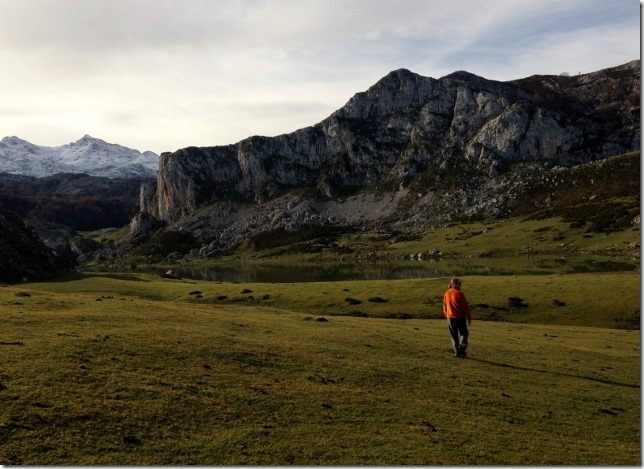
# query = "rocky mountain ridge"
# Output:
<box><xmin>134</xmin><ymin>61</ymin><xmax>639</xmax><ymax>257</ymax></box>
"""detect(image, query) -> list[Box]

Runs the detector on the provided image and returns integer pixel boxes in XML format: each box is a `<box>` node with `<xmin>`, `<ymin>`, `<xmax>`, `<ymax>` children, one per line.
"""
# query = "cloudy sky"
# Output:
<box><xmin>0</xmin><ymin>0</ymin><xmax>639</xmax><ymax>154</ymax></box>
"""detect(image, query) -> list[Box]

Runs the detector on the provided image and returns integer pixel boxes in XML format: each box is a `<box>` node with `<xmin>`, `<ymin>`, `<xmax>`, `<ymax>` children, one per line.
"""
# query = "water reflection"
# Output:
<box><xmin>165</xmin><ymin>255</ymin><xmax>637</xmax><ymax>283</ymax></box>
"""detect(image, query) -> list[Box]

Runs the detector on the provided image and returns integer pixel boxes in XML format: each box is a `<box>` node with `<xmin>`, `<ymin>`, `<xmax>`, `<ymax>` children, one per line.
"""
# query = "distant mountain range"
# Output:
<box><xmin>0</xmin><ymin>135</ymin><xmax>159</xmax><ymax>179</ymax></box>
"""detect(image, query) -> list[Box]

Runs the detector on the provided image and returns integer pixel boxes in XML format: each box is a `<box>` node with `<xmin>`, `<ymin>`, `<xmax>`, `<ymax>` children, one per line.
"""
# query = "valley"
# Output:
<box><xmin>0</xmin><ymin>60</ymin><xmax>639</xmax><ymax>465</ymax></box>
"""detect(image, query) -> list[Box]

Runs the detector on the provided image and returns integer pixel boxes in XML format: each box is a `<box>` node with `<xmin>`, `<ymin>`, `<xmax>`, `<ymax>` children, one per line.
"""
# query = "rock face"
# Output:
<box><xmin>141</xmin><ymin>61</ymin><xmax>640</xmax><ymax>254</ymax></box>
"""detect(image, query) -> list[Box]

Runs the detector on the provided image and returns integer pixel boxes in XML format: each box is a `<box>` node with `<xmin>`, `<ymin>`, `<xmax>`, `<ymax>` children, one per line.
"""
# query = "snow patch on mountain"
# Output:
<box><xmin>0</xmin><ymin>135</ymin><xmax>159</xmax><ymax>178</ymax></box>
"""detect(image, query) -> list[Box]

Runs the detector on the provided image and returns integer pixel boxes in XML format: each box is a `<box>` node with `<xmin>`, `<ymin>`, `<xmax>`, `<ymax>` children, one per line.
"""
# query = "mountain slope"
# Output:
<box><xmin>134</xmin><ymin>61</ymin><xmax>639</xmax><ymax>258</ymax></box>
<box><xmin>0</xmin><ymin>135</ymin><xmax>159</xmax><ymax>179</ymax></box>
<box><xmin>0</xmin><ymin>207</ymin><xmax>72</xmax><ymax>282</ymax></box>
<box><xmin>0</xmin><ymin>172</ymin><xmax>152</xmax><ymax>231</ymax></box>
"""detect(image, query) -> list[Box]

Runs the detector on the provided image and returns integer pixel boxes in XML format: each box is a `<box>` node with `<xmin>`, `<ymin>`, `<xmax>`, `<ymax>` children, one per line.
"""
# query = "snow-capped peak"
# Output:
<box><xmin>0</xmin><ymin>135</ymin><xmax>159</xmax><ymax>179</ymax></box>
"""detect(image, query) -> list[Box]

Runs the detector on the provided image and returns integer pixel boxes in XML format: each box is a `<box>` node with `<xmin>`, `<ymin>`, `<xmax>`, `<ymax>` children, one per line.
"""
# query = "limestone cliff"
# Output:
<box><xmin>140</xmin><ymin>61</ymin><xmax>639</xmax><ymax>254</ymax></box>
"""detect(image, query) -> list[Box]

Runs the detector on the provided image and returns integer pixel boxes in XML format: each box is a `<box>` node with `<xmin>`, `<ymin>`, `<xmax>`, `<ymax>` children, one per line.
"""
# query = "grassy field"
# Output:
<box><xmin>0</xmin><ymin>272</ymin><xmax>640</xmax><ymax>464</ymax></box>
<box><xmin>39</xmin><ymin>271</ymin><xmax>641</xmax><ymax>328</ymax></box>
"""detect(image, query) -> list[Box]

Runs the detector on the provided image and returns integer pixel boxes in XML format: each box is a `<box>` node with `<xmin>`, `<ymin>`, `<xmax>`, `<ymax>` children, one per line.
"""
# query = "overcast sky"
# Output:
<box><xmin>0</xmin><ymin>0</ymin><xmax>639</xmax><ymax>154</ymax></box>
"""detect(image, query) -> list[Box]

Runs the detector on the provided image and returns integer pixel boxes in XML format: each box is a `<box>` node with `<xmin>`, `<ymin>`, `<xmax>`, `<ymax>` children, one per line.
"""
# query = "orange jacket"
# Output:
<box><xmin>443</xmin><ymin>288</ymin><xmax>472</xmax><ymax>320</ymax></box>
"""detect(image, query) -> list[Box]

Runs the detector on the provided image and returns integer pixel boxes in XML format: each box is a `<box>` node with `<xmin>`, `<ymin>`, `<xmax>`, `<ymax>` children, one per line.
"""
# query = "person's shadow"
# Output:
<box><xmin>468</xmin><ymin>357</ymin><xmax>639</xmax><ymax>389</ymax></box>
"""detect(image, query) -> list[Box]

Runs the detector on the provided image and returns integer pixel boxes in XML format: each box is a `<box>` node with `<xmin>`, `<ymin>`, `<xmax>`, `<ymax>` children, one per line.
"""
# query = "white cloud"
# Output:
<box><xmin>0</xmin><ymin>0</ymin><xmax>638</xmax><ymax>153</ymax></box>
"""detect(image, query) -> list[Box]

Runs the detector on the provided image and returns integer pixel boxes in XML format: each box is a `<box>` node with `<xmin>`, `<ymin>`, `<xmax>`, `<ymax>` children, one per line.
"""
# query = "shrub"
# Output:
<box><xmin>135</xmin><ymin>230</ymin><xmax>198</xmax><ymax>258</ymax></box>
<box><xmin>368</xmin><ymin>297</ymin><xmax>388</xmax><ymax>303</ymax></box>
<box><xmin>508</xmin><ymin>297</ymin><xmax>528</xmax><ymax>308</ymax></box>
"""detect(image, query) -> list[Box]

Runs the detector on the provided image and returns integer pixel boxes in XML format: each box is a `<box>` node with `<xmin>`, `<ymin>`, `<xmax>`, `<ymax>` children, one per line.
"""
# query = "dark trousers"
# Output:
<box><xmin>447</xmin><ymin>318</ymin><xmax>469</xmax><ymax>353</ymax></box>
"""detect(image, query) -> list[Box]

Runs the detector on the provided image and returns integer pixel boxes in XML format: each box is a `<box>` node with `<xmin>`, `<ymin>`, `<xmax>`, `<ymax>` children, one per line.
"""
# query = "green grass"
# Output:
<box><xmin>0</xmin><ymin>273</ymin><xmax>640</xmax><ymax>464</ymax></box>
<box><xmin>388</xmin><ymin>215</ymin><xmax>640</xmax><ymax>256</ymax></box>
<box><xmin>47</xmin><ymin>271</ymin><xmax>639</xmax><ymax>328</ymax></box>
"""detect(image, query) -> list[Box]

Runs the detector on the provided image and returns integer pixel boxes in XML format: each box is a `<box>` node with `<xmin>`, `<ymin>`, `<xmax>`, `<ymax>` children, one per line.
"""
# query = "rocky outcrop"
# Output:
<box><xmin>129</xmin><ymin>211</ymin><xmax>165</xmax><ymax>240</ymax></box>
<box><xmin>141</xmin><ymin>61</ymin><xmax>640</xmax><ymax>254</ymax></box>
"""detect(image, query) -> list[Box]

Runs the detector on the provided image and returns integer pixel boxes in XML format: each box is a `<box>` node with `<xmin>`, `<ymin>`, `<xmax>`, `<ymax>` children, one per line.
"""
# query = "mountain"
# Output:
<box><xmin>0</xmin><ymin>172</ymin><xmax>151</xmax><ymax>231</ymax></box>
<box><xmin>133</xmin><ymin>61</ymin><xmax>639</xmax><ymax>258</ymax></box>
<box><xmin>0</xmin><ymin>135</ymin><xmax>159</xmax><ymax>179</ymax></box>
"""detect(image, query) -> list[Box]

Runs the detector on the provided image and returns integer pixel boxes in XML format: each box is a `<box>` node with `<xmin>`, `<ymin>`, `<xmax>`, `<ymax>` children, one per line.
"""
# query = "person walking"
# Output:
<box><xmin>443</xmin><ymin>277</ymin><xmax>472</xmax><ymax>357</ymax></box>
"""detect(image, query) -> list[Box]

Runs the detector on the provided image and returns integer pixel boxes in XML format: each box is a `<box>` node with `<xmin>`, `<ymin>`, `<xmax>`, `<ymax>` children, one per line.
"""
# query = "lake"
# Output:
<box><xmin>156</xmin><ymin>255</ymin><xmax>639</xmax><ymax>283</ymax></box>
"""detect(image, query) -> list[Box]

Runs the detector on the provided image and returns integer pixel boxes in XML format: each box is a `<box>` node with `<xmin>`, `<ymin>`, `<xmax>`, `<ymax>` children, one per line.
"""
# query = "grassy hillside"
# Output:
<box><xmin>0</xmin><ymin>273</ymin><xmax>639</xmax><ymax>464</ymax></box>
<box><xmin>188</xmin><ymin>206</ymin><xmax>640</xmax><ymax>265</ymax></box>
